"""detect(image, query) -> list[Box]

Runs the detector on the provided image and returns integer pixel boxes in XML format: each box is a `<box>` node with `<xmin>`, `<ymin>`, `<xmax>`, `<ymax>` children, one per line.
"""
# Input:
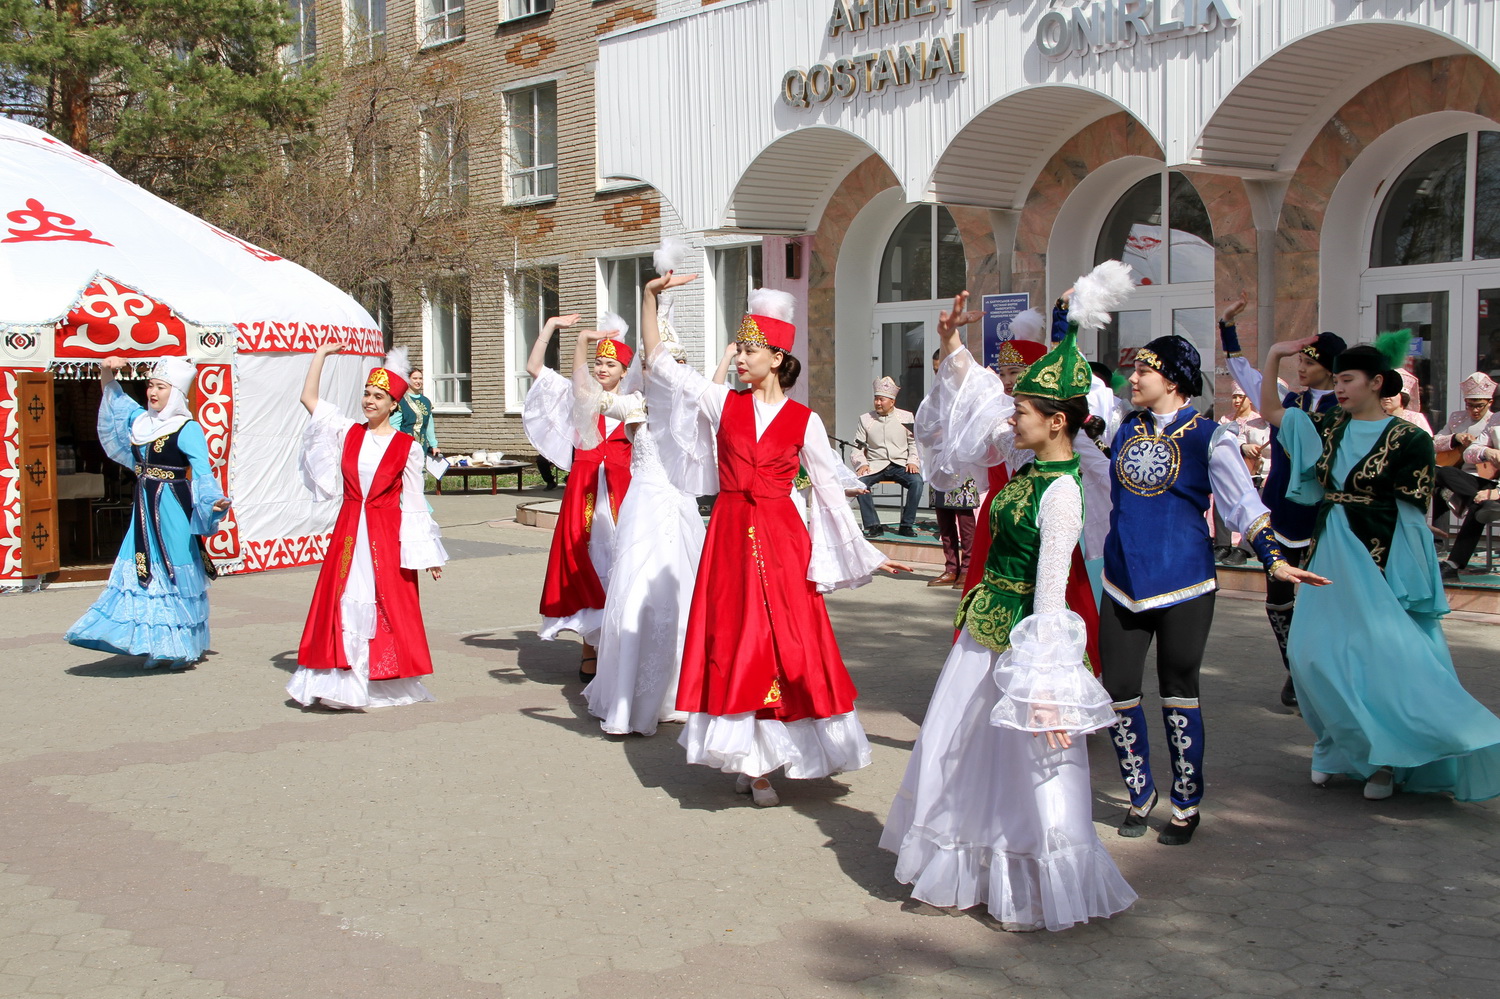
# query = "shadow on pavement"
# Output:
<box><xmin>66</xmin><ymin>650</ymin><xmax>216</xmax><ymax>677</ymax></box>
<box><xmin>463</xmin><ymin>629</ymin><xmax>577</xmax><ymax>687</ymax></box>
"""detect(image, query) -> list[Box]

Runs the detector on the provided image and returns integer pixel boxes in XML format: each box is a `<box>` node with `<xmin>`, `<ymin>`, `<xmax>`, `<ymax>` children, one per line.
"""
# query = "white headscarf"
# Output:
<box><xmin>130</xmin><ymin>358</ymin><xmax>196</xmax><ymax>445</ymax></box>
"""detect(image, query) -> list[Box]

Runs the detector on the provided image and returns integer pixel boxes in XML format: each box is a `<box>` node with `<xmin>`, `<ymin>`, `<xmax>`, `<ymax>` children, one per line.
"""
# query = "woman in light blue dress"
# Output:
<box><xmin>65</xmin><ymin>356</ymin><xmax>230</xmax><ymax>669</ymax></box>
<box><xmin>1260</xmin><ymin>333</ymin><xmax>1500</xmax><ymax>801</ymax></box>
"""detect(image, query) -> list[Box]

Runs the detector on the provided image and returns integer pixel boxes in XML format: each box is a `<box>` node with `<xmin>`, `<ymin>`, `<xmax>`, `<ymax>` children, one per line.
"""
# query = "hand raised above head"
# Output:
<box><xmin>645</xmin><ymin>271</ymin><xmax>699</xmax><ymax>296</ymax></box>
<box><xmin>937</xmin><ymin>291</ymin><xmax>983</xmax><ymax>340</ymax></box>
<box><xmin>315</xmin><ymin>341</ymin><xmax>345</xmax><ymax>357</ymax></box>
<box><xmin>548</xmin><ymin>313</ymin><xmax>584</xmax><ymax>330</ymax></box>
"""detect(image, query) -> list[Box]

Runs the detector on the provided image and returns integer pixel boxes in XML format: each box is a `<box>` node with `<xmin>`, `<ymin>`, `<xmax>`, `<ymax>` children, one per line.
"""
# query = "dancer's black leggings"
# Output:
<box><xmin>1099</xmin><ymin>591</ymin><xmax>1217</xmax><ymax>702</ymax></box>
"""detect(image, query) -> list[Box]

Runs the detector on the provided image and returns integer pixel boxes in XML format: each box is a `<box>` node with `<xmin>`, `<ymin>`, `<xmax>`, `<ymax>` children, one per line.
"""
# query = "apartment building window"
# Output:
<box><xmin>421</xmin><ymin>0</ymin><xmax>464</xmax><ymax>47</ymax></box>
<box><xmin>350</xmin><ymin>129</ymin><xmax>389</xmax><ymax>195</ymax></box>
<box><xmin>348</xmin><ymin>0</ymin><xmax>386</xmax><ymax>61</ymax></box>
<box><xmin>427</xmin><ymin>278</ymin><xmax>472</xmax><ymax>409</ymax></box>
<box><xmin>505</xmin><ymin>0</ymin><xmax>553</xmax><ymax>20</ymax></box>
<box><xmin>507</xmin><ymin>84</ymin><xmax>557</xmax><ymax>201</ymax></box>
<box><xmin>355</xmin><ymin>279</ymin><xmax>395</xmax><ymax>352</ymax></box>
<box><xmin>420</xmin><ymin>106</ymin><xmax>468</xmax><ymax>208</ymax></box>
<box><xmin>712</xmin><ymin>244</ymin><xmax>762</xmax><ymax>357</ymax></box>
<box><xmin>284</xmin><ymin>0</ymin><xmax>316</xmax><ymax>70</ymax></box>
<box><xmin>512</xmin><ymin>267</ymin><xmax>560</xmax><ymax>405</ymax></box>
<box><xmin>601</xmin><ymin>255</ymin><xmax>653</xmax><ymax>351</ymax></box>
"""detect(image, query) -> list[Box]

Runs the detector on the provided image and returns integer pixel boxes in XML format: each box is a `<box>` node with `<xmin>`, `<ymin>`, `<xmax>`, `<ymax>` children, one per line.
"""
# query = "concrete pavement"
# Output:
<box><xmin>2</xmin><ymin>491</ymin><xmax>1498</xmax><ymax>999</ymax></box>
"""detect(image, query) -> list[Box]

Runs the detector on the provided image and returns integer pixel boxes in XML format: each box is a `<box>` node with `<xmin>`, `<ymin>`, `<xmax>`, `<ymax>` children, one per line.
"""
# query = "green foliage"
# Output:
<box><xmin>0</xmin><ymin>0</ymin><xmax>329</xmax><ymax>211</ymax></box>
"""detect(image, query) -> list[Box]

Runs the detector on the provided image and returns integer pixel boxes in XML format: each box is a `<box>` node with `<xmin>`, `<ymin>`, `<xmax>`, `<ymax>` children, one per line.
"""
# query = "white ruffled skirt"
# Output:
<box><xmin>679</xmin><ymin>710</ymin><xmax>872</xmax><ymax>780</ymax></box>
<box><xmin>879</xmin><ymin>632</ymin><xmax>1135</xmax><ymax>931</ymax></box>
<box><xmin>583</xmin><ymin>455</ymin><xmax>703</xmax><ymax>736</ymax></box>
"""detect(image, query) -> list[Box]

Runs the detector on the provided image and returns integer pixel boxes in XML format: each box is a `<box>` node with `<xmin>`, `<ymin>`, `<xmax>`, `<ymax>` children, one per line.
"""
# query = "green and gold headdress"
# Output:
<box><xmin>1013</xmin><ymin>328</ymin><xmax>1093</xmax><ymax>401</ymax></box>
<box><xmin>1013</xmin><ymin>260</ymin><xmax>1136</xmax><ymax>402</ymax></box>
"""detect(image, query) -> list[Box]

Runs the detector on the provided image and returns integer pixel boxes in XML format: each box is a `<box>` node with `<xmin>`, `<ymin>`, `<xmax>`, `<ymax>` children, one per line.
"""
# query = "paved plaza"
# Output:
<box><xmin>3</xmin><ymin>492</ymin><xmax>1499</xmax><ymax>999</ymax></box>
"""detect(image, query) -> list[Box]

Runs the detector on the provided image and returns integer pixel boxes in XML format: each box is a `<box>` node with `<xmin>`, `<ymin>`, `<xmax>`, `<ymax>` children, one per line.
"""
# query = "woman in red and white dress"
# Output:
<box><xmin>287</xmin><ymin>344</ymin><xmax>447</xmax><ymax>710</ymax></box>
<box><xmin>523</xmin><ymin>314</ymin><xmax>637</xmax><ymax>682</ymax></box>
<box><xmin>640</xmin><ymin>272</ymin><xmax>904</xmax><ymax>806</ymax></box>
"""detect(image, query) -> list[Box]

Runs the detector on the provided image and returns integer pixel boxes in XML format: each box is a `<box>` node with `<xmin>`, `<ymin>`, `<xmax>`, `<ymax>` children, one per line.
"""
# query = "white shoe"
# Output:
<box><xmin>734</xmin><ymin>773</ymin><xmax>753</xmax><ymax>795</ymax></box>
<box><xmin>750</xmin><ymin>777</ymin><xmax>780</xmax><ymax>807</ymax></box>
<box><xmin>1364</xmin><ymin>768</ymin><xmax>1395</xmax><ymax>800</ymax></box>
<box><xmin>1311</xmin><ymin>768</ymin><xmax>1334</xmax><ymax>786</ymax></box>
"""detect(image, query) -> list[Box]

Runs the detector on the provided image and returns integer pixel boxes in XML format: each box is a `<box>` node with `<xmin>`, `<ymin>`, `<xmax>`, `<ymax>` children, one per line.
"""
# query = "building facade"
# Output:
<box><xmin>290</xmin><ymin>0</ymin><xmax>766</xmax><ymax>455</ymax></box>
<box><xmin>597</xmin><ymin>0</ymin><xmax>1500</xmax><ymax>444</ymax></box>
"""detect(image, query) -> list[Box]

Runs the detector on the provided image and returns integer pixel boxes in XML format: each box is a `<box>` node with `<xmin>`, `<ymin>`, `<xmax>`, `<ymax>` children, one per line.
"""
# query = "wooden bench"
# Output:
<box><xmin>435</xmin><ymin>461</ymin><xmax>533</xmax><ymax>495</ymax></box>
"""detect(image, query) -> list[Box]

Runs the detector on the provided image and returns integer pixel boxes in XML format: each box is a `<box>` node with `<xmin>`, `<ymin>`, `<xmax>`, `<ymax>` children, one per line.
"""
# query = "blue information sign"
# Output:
<box><xmin>981</xmin><ymin>293</ymin><xmax>1032</xmax><ymax>369</ymax></box>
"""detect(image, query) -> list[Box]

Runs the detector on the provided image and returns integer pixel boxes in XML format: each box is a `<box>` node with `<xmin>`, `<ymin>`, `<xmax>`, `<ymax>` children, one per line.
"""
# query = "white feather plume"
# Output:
<box><xmin>653</xmin><ymin>236</ymin><xmax>689</xmax><ymax>276</ymax></box>
<box><xmin>1008</xmin><ymin>308</ymin><xmax>1046</xmax><ymax>343</ymax></box>
<box><xmin>382</xmin><ymin>345</ymin><xmax>411</xmax><ymax>382</ymax></box>
<box><xmin>747</xmin><ymin>287</ymin><xmax>795</xmax><ymax>324</ymax></box>
<box><xmin>598</xmin><ymin>311</ymin><xmax>630</xmax><ymax>337</ymax></box>
<box><xmin>1067</xmin><ymin>260</ymin><xmax>1136</xmax><ymax>333</ymax></box>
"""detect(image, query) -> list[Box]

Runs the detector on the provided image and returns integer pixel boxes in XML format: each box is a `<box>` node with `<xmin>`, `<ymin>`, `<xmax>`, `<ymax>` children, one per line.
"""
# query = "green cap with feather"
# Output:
<box><xmin>1013</xmin><ymin>325</ymin><xmax>1094</xmax><ymax>401</ymax></box>
<box><xmin>1334</xmin><ymin>329</ymin><xmax>1411</xmax><ymax>398</ymax></box>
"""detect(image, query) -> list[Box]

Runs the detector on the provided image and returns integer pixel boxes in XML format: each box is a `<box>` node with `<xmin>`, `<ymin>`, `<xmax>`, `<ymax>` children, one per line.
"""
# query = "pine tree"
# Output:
<box><xmin>0</xmin><ymin>0</ymin><xmax>328</xmax><ymax>212</ymax></box>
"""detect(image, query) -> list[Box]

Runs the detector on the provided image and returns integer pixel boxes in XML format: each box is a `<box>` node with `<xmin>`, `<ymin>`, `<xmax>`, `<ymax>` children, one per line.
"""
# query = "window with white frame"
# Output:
<box><xmin>601</xmin><ymin>255</ymin><xmax>653</xmax><ymax>352</ymax></box>
<box><xmin>512</xmin><ymin>266</ymin><xmax>560</xmax><ymax>404</ymax></box>
<box><xmin>350</xmin><ymin>128</ymin><xmax>389</xmax><ymax>195</ymax></box>
<box><xmin>420</xmin><ymin>106</ymin><xmax>468</xmax><ymax>208</ymax></box>
<box><xmin>421</xmin><ymin>0</ymin><xmax>464</xmax><ymax>47</ymax></box>
<box><xmin>347</xmin><ymin>0</ymin><xmax>386</xmax><ymax>61</ymax></box>
<box><xmin>505</xmin><ymin>0</ymin><xmax>553</xmax><ymax>20</ymax></box>
<box><xmin>506</xmin><ymin>84</ymin><xmax>557</xmax><ymax>201</ymax></box>
<box><xmin>284</xmin><ymin>0</ymin><xmax>316</xmax><ymax>69</ymax></box>
<box><xmin>712</xmin><ymin>244</ymin><xmax>762</xmax><ymax>359</ymax></box>
<box><xmin>427</xmin><ymin>277</ymin><xmax>472</xmax><ymax>409</ymax></box>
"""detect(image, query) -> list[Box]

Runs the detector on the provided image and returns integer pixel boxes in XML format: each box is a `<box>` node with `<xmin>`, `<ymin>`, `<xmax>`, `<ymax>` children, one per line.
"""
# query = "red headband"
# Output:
<box><xmin>737</xmin><ymin>313</ymin><xmax>796</xmax><ymax>353</ymax></box>
<box><xmin>366</xmin><ymin>367</ymin><xmax>408</xmax><ymax>401</ymax></box>
<box><xmin>596</xmin><ymin>337</ymin><xmax>634</xmax><ymax>368</ymax></box>
<box><xmin>995</xmin><ymin>338</ymin><xmax>1048</xmax><ymax>367</ymax></box>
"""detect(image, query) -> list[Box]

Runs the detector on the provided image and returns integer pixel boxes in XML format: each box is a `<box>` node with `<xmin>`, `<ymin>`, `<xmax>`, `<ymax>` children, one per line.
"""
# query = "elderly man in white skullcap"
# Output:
<box><xmin>853</xmin><ymin>376</ymin><xmax>923</xmax><ymax>538</ymax></box>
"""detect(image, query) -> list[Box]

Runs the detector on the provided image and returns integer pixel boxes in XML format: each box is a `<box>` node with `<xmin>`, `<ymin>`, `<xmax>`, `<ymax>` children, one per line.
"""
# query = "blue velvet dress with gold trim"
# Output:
<box><xmin>65</xmin><ymin>383</ymin><xmax>227</xmax><ymax>669</ymax></box>
<box><xmin>1282</xmin><ymin>407</ymin><xmax>1500</xmax><ymax>799</ymax></box>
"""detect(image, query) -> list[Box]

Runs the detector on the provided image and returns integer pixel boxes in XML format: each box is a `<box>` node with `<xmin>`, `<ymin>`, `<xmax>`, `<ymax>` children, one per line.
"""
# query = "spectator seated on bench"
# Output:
<box><xmin>854</xmin><ymin>377</ymin><xmax>922</xmax><ymax>539</ymax></box>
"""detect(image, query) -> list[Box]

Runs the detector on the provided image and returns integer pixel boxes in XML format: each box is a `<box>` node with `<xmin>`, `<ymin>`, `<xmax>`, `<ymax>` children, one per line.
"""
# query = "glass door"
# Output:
<box><xmin>871</xmin><ymin>304</ymin><xmax>936</xmax><ymax>414</ymax></box>
<box><xmin>1373</xmin><ymin>288</ymin><xmax>1450</xmax><ymax>428</ymax></box>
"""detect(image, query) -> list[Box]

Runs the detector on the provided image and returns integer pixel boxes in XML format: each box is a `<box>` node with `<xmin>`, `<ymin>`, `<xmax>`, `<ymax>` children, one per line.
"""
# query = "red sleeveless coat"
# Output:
<box><xmin>298</xmin><ymin>424</ymin><xmax>434</xmax><ymax>680</ymax></box>
<box><xmin>539</xmin><ymin>417</ymin><xmax>633</xmax><ymax>620</ymax></box>
<box><xmin>675</xmin><ymin>390</ymin><xmax>858</xmax><ymax>722</ymax></box>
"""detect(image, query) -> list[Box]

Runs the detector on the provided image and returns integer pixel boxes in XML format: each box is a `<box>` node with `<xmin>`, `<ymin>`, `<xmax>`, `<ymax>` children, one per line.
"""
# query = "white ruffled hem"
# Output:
<box><xmin>989</xmin><ymin>611</ymin><xmax>1115</xmax><ymax>734</ymax></box>
<box><xmin>540</xmin><ymin>610</ymin><xmax>603</xmax><ymax>647</ymax></box>
<box><xmin>808</xmin><ymin>503</ymin><xmax>887</xmax><ymax>592</ymax></box>
<box><xmin>884</xmin><ymin>819</ymin><xmax>1137</xmax><ymax>932</ymax></box>
<box><xmin>522</xmin><ymin>368</ymin><xmax>577</xmax><ymax>471</ymax></box>
<box><xmin>678</xmin><ymin>710</ymin><xmax>873</xmax><ymax>779</ymax></box>
<box><xmin>285</xmin><ymin>667</ymin><xmax>434</xmax><ymax>710</ymax></box>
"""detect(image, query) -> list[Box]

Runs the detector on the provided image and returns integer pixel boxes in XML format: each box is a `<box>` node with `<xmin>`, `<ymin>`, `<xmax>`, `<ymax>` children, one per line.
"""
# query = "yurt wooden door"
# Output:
<box><xmin>17</xmin><ymin>371</ymin><xmax>59</xmax><ymax>576</ymax></box>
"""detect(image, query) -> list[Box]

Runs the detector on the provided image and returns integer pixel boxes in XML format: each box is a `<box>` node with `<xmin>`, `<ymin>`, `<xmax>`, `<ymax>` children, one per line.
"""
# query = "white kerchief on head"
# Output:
<box><xmin>130</xmin><ymin>358</ymin><xmax>196</xmax><ymax>445</ymax></box>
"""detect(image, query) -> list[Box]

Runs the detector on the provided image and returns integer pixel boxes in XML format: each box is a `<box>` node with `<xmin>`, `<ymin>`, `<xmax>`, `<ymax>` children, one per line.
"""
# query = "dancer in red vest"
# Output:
<box><xmin>640</xmin><ymin>273</ymin><xmax>905</xmax><ymax>807</ymax></box>
<box><xmin>287</xmin><ymin>343</ymin><xmax>448</xmax><ymax>710</ymax></box>
<box><xmin>523</xmin><ymin>314</ymin><xmax>636</xmax><ymax>682</ymax></box>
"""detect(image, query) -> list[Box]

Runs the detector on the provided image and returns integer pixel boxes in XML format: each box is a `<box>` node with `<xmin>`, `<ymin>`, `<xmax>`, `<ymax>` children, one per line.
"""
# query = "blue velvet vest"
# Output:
<box><xmin>1262</xmin><ymin>389</ymin><xmax>1338</xmax><ymax>547</ymax></box>
<box><xmin>1103</xmin><ymin>408</ymin><xmax>1217</xmax><ymax>611</ymax></box>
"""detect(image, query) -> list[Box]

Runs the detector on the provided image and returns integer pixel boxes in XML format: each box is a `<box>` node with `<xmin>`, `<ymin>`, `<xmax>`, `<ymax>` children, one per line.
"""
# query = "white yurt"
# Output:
<box><xmin>0</xmin><ymin>117</ymin><xmax>379</xmax><ymax>589</ymax></box>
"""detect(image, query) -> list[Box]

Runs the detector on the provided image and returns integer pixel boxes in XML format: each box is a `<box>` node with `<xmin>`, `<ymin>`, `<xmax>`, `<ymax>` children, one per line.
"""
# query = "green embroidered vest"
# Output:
<box><xmin>1309</xmin><ymin>411</ymin><xmax>1435</xmax><ymax>570</ymax></box>
<box><xmin>956</xmin><ymin>455</ymin><xmax>1081</xmax><ymax>653</ymax></box>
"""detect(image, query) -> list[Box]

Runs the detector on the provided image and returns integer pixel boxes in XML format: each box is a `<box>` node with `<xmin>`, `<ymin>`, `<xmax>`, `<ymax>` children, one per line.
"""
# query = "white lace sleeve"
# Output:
<box><xmin>916</xmin><ymin>346</ymin><xmax>1022</xmax><ymax>492</ymax></box>
<box><xmin>1225</xmin><ymin>355</ymin><xmax>1263</xmax><ymax>403</ymax></box>
<box><xmin>642</xmin><ymin>343</ymin><xmax>727</xmax><ymax>495</ymax></box>
<box><xmin>600</xmin><ymin>389</ymin><xmax>647</xmax><ymax>428</ymax></box>
<box><xmin>399</xmin><ymin>437</ymin><xmax>448</xmax><ymax>570</ymax></box>
<box><xmin>988</xmin><ymin>476</ymin><xmax>1114</xmax><ymax>735</ymax></box>
<box><xmin>1208</xmin><ymin>422</ymin><xmax>1272</xmax><ymax>536</ymax></box>
<box><xmin>300</xmin><ymin>400</ymin><xmax>356</xmax><ymax>501</ymax></box>
<box><xmin>803</xmin><ymin>411</ymin><xmax>887</xmax><ymax>592</ymax></box>
<box><xmin>522</xmin><ymin>367</ymin><xmax>577</xmax><ymax>470</ymax></box>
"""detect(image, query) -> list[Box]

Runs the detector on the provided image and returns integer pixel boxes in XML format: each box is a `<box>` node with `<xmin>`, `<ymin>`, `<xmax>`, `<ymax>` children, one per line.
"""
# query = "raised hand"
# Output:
<box><xmin>546</xmin><ymin>313</ymin><xmax>583</xmax><ymax>332</ymax></box>
<box><xmin>1220</xmin><ymin>290</ymin><xmax>1249</xmax><ymax>324</ymax></box>
<box><xmin>315</xmin><ymin>341</ymin><xmax>345</xmax><ymax>357</ymax></box>
<box><xmin>645</xmin><ymin>271</ymin><xmax>698</xmax><ymax>296</ymax></box>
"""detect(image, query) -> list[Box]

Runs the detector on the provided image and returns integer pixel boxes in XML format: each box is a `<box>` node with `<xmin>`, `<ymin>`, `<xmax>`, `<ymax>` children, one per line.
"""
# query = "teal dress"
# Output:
<box><xmin>1282</xmin><ymin>408</ymin><xmax>1500</xmax><ymax>799</ymax></box>
<box><xmin>65</xmin><ymin>383</ymin><xmax>227</xmax><ymax>668</ymax></box>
